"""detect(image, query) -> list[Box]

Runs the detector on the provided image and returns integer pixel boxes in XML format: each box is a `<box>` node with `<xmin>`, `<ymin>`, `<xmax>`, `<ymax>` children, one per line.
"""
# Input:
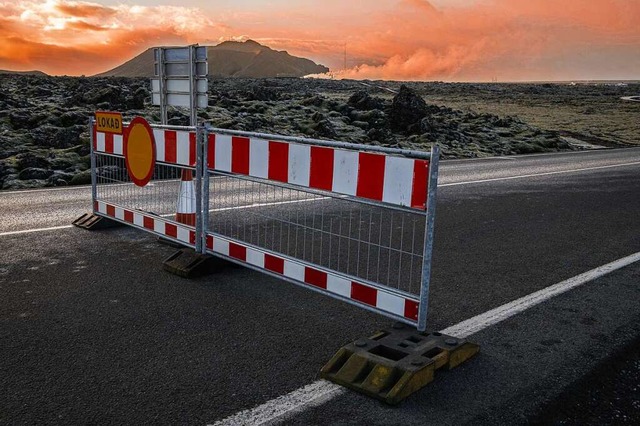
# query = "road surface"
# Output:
<box><xmin>1</xmin><ymin>147</ymin><xmax>639</xmax><ymax>425</ymax></box>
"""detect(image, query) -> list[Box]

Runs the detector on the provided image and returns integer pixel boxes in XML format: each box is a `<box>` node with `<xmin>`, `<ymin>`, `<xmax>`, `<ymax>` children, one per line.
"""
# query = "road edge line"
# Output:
<box><xmin>210</xmin><ymin>250</ymin><xmax>640</xmax><ymax>426</ymax></box>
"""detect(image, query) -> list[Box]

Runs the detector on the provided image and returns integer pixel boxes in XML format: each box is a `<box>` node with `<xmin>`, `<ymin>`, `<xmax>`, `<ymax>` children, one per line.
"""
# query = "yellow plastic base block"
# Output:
<box><xmin>321</xmin><ymin>324</ymin><xmax>479</xmax><ymax>405</ymax></box>
<box><xmin>72</xmin><ymin>213</ymin><xmax>122</xmax><ymax>230</ymax></box>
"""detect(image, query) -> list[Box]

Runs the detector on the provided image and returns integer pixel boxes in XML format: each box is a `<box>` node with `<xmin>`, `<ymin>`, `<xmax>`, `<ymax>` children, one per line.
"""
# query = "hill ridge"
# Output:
<box><xmin>97</xmin><ymin>40</ymin><xmax>328</xmax><ymax>78</ymax></box>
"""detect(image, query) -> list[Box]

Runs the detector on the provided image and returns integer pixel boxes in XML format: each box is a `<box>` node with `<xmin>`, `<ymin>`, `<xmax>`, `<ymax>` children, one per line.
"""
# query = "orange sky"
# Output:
<box><xmin>1</xmin><ymin>0</ymin><xmax>639</xmax><ymax>81</ymax></box>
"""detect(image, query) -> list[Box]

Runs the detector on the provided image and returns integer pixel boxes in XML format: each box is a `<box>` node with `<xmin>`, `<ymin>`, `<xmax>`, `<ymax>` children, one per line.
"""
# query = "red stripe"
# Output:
<box><xmin>231</xmin><ymin>136</ymin><xmax>250</xmax><ymax>175</ymax></box>
<box><xmin>106</xmin><ymin>204</ymin><xmax>115</xmax><ymax>217</ymax></box>
<box><xmin>268</xmin><ymin>141</ymin><xmax>289</xmax><ymax>182</ymax></box>
<box><xmin>356</xmin><ymin>153</ymin><xmax>385</xmax><ymax>201</ymax></box>
<box><xmin>189</xmin><ymin>132</ymin><xmax>197</xmax><ymax>166</ymax></box>
<box><xmin>93</xmin><ymin>200</ymin><xmax>98</xmax><ymax>212</ymax></box>
<box><xmin>309</xmin><ymin>147</ymin><xmax>334</xmax><ymax>191</ymax></box>
<box><xmin>105</xmin><ymin>133</ymin><xmax>114</xmax><ymax>154</ymax></box>
<box><xmin>229</xmin><ymin>243</ymin><xmax>247</xmax><ymax>261</ymax></box>
<box><xmin>124</xmin><ymin>210</ymin><xmax>133</xmax><ymax>223</ymax></box>
<box><xmin>189</xmin><ymin>231</ymin><xmax>196</xmax><ymax>245</ymax></box>
<box><xmin>304</xmin><ymin>268</ymin><xmax>327</xmax><ymax>289</ymax></box>
<box><xmin>351</xmin><ymin>282</ymin><xmax>377</xmax><ymax>306</ymax></box>
<box><xmin>207</xmin><ymin>134</ymin><xmax>215</xmax><ymax>169</ymax></box>
<box><xmin>206</xmin><ymin>235</ymin><xmax>214</xmax><ymax>250</ymax></box>
<box><xmin>265</xmin><ymin>254</ymin><xmax>284</xmax><ymax>274</ymax></box>
<box><xmin>164</xmin><ymin>131</ymin><xmax>177</xmax><ymax>164</ymax></box>
<box><xmin>404</xmin><ymin>300</ymin><xmax>419</xmax><ymax>320</ymax></box>
<box><xmin>165</xmin><ymin>223</ymin><xmax>178</xmax><ymax>238</ymax></box>
<box><xmin>143</xmin><ymin>216</ymin><xmax>154</xmax><ymax>230</ymax></box>
<box><xmin>411</xmin><ymin>160</ymin><xmax>429</xmax><ymax>210</ymax></box>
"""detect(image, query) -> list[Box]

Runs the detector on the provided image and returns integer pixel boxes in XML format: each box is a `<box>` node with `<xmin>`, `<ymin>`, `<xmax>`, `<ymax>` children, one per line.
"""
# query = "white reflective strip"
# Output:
<box><xmin>283</xmin><ymin>261</ymin><xmax>305</xmax><ymax>282</ymax></box>
<box><xmin>215</xmin><ymin>134</ymin><xmax>232</xmax><ymax>172</ymax></box>
<box><xmin>97</xmin><ymin>201</ymin><xmax>106</xmax><ymax>214</ymax></box>
<box><xmin>382</xmin><ymin>156</ymin><xmax>414</xmax><ymax>207</ymax></box>
<box><xmin>376</xmin><ymin>291</ymin><xmax>406</xmax><ymax>317</ymax></box>
<box><xmin>215</xmin><ymin>239</ymin><xmax>230</xmax><ymax>256</ymax></box>
<box><xmin>326</xmin><ymin>275</ymin><xmax>351</xmax><ymax>298</ymax></box>
<box><xmin>154</xmin><ymin>129</ymin><xmax>165</xmax><ymax>162</ymax></box>
<box><xmin>115</xmin><ymin>207</ymin><xmax>125</xmax><ymax>221</ymax></box>
<box><xmin>133</xmin><ymin>212</ymin><xmax>144</xmax><ymax>227</ymax></box>
<box><xmin>176</xmin><ymin>131</ymin><xmax>191</xmax><ymax>165</ymax></box>
<box><xmin>177</xmin><ymin>227</ymin><xmax>190</xmax><ymax>243</ymax></box>
<box><xmin>288</xmin><ymin>144</ymin><xmax>311</xmax><ymax>186</ymax></box>
<box><xmin>332</xmin><ymin>150</ymin><xmax>358</xmax><ymax>196</ymax></box>
<box><xmin>96</xmin><ymin>132</ymin><xmax>105</xmax><ymax>152</ymax></box>
<box><xmin>249</xmin><ymin>138</ymin><xmax>269</xmax><ymax>179</ymax></box>
<box><xmin>246</xmin><ymin>248</ymin><xmax>265</xmax><ymax>268</ymax></box>
<box><xmin>154</xmin><ymin>220</ymin><xmax>165</xmax><ymax>234</ymax></box>
<box><xmin>113</xmin><ymin>134</ymin><xmax>123</xmax><ymax>155</ymax></box>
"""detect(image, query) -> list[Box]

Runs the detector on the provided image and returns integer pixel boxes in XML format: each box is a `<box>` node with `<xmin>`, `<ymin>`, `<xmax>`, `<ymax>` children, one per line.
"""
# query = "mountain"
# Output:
<box><xmin>0</xmin><ymin>69</ymin><xmax>47</xmax><ymax>76</ymax></box>
<box><xmin>97</xmin><ymin>40</ymin><xmax>329</xmax><ymax>78</ymax></box>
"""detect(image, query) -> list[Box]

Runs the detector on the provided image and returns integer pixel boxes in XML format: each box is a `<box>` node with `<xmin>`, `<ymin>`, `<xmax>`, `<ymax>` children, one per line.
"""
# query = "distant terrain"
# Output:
<box><xmin>0</xmin><ymin>74</ymin><xmax>638</xmax><ymax>190</ymax></box>
<box><xmin>98</xmin><ymin>40</ymin><xmax>329</xmax><ymax>78</ymax></box>
<box><xmin>0</xmin><ymin>70</ymin><xmax>47</xmax><ymax>76</ymax></box>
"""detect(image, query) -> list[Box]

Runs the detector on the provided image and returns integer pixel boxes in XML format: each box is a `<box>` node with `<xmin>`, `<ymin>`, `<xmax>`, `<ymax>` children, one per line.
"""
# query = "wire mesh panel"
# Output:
<box><xmin>91</xmin><ymin>120</ymin><xmax>201</xmax><ymax>249</ymax></box>
<box><xmin>201</xmin><ymin>127</ymin><xmax>439</xmax><ymax>329</ymax></box>
<box><xmin>206</xmin><ymin>174</ymin><xmax>426</xmax><ymax>297</ymax></box>
<box><xmin>95</xmin><ymin>153</ymin><xmax>185</xmax><ymax>217</ymax></box>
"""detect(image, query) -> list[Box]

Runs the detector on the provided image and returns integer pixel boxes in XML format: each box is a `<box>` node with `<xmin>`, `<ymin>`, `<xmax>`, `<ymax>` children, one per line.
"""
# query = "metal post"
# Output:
<box><xmin>158</xmin><ymin>48</ymin><xmax>168</xmax><ymax>125</ymax></box>
<box><xmin>417</xmin><ymin>144</ymin><xmax>440</xmax><ymax>332</ymax></box>
<box><xmin>201</xmin><ymin>126</ymin><xmax>210</xmax><ymax>254</ymax></box>
<box><xmin>189</xmin><ymin>45</ymin><xmax>198</xmax><ymax>127</ymax></box>
<box><xmin>195</xmin><ymin>127</ymin><xmax>203</xmax><ymax>254</ymax></box>
<box><xmin>89</xmin><ymin>118</ymin><xmax>97</xmax><ymax>212</ymax></box>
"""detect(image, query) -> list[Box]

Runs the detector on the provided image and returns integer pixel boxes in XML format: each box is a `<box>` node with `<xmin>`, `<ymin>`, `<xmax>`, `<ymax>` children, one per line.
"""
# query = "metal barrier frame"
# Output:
<box><xmin>90</xmin><ymin>119</ymin><xmax>440</xmax><ymax>331</ymax></box>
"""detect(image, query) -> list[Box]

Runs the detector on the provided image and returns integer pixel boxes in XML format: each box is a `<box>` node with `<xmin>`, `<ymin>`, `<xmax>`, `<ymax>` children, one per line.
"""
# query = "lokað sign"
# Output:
<box><xmin>124</xmin><ymin>117</ymin><xmax>156</xmax><ymax>187</ymax></box>
<box><xmin>95</xmin><ymin>111</ymin><xmax>123</xmax><ymax>135</ymax></box>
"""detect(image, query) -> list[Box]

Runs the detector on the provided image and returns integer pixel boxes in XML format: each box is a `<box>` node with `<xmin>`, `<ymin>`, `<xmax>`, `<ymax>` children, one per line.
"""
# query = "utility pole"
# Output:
<box><xmin>344</xmin><ymin>43</ymin><xmax>347</xmax><ymax>71</ymax></box>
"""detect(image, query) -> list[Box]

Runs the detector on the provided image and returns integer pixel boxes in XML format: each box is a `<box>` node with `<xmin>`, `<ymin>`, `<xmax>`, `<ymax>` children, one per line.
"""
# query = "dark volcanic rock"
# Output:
<box><xmin>30</xmin><ymin>125</ymin><xmax>84</xmax><ymax>149</ymax></box>
<box><xmin>389</xmin><ymin>85</ymin><xmax>428</xmax><ymax>133</ymax></box>
<box><xmin>18</xmin><ymin>167</ymin><xmax>53</xmax><ymax>180</ymax></box>
<box><xmin>16</xmin><ymin>152</ymin><xmax>50</xmax><ymax>170</ymax></box>
<box><xmin>312</xmin><ymin>119</ymin><xmax>337</xmax><ymax>139</ymax></box>
<box><xmin>348</xmin><ymin>91</ymin><xmax>384</xmax><ymax>111</ymax></box>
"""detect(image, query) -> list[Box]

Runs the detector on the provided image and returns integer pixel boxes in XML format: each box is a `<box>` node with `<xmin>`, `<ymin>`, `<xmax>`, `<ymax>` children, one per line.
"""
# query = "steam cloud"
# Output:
<box><xmin>1</xmin><ymin>0</ymin><xmax>638</xmax><ymax>80</ymax></box>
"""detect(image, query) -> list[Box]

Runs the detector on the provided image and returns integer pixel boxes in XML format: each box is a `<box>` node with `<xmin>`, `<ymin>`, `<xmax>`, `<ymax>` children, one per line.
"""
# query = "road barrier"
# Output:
<box><xmin>89</xmin><ymin>118</ymin><xmax>440</xmax><ymax>331</ymax></box>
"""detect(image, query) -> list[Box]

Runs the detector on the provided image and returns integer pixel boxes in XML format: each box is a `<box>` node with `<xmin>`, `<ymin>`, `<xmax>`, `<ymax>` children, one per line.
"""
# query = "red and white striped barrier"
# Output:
<box><xmin>95</xmin><ymin>127</ymin><xmax>197</xmax><ymax>167</ymax></box>
<box><xmin>95</xmin><ymin>201</ymin><xmax>196</xmax><ymax>245</ymax></box>
<box><xmin>206</xmin><ymin>134</ymin><xmax>430</xmax><ymax>210</ymax></box>
<box><xmin>94</xmin><ymin>126</ymin><xmax>430</xmax><ymax>210</ymax></box>
<box><xmin>204</xmin><ymin>232</ymin><xmax>420</xmax><ymax>323</ymax></box>
<box><xmin>93</xmin><ymin>199</ymin><xmax>419</xmax><ymax>323</ymax></box>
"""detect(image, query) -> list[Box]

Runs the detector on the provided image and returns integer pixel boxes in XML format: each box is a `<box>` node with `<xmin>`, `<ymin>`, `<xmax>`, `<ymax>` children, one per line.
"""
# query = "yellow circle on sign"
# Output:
<box><xmin>124</xmin><ymin>117</ymin><xmax>156</xmax><ymax>187</ymax></box>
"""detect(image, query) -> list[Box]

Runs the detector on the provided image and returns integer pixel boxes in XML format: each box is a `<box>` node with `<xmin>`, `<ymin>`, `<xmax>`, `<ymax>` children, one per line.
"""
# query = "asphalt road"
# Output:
<box><xmin>1</xmin><ymin>147</ymin><xmax>640</xmax><ymax>425</ymax></box>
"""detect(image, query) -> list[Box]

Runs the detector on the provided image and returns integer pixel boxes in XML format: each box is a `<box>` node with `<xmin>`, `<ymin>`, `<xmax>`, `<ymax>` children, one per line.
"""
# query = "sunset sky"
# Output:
<box><xmin>1</xmin><ymin>0</ymin><xmax>639</xmax><ymax>81</ymax></box>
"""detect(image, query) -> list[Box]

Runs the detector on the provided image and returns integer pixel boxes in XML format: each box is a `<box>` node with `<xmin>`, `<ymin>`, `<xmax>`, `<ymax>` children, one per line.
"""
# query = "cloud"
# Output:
<box><xmin>1</xmin><ymin>0</ymin><xmax>639</xmax><ymax>80</ymax></box>
<box><xmin>0</xmin><ymin>0</ymin><xmax>228</xmax><ymax>75</ymax></box>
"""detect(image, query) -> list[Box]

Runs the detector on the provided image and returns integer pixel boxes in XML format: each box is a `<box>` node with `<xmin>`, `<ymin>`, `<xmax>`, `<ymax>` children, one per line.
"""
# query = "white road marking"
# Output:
<box><xmin>0</xmin><ymin>198</ymin><xmax>329</xmax><ymax>237</ymax></box>
<box><xmin>0</xmin><ymin>185</ymin><xmax>93</xmax><ymax>195</ymax></box>
<box><xmin>3</xmin><ymin>159</ymin><xmax>639</xmax><ymax>236</ymax></box>
<box><xmin>209</xmin><ymin>197</ymin><xmax>329</xmax><ymax>213</ymax></box>
<box><xmin>0</xmin><ymin>225</ymin><xmax>74</xmax><ymax>237</ymax></box>
<box><xmin>442</xmin><ymin>250</ymin><xmax>640</xmax><ymax>338</ymax></box>
<box><xmin>211</xmin><ymin>250</ymin><xmax>640</xmax><ymax>426</ymax></box>
<box><xmin>440</xmin><ymin>161</ymin><xmax>640</xmax><ymax>187</ymax></box>
<box><xmin>211</xmin><ymin>381</ymin><xmax>346</xmax><ymax>426</ymax></box>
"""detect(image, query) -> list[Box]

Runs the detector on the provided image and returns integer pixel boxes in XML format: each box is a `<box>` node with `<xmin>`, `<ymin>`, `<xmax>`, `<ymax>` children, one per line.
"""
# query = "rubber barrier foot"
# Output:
<box><xmin>72</xmin><ymin>213</ymin><xmax>123</xmax><ymax>230</ymax></box>
<box><xmin>321</xmin><ymin>322</ymin><xmax>480</xmax><ymax>405</ymax></box>
<box><xmin>163</xmin><ymin>248</ymin><xmax>230</xmax><ymax>278</ymax></box>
